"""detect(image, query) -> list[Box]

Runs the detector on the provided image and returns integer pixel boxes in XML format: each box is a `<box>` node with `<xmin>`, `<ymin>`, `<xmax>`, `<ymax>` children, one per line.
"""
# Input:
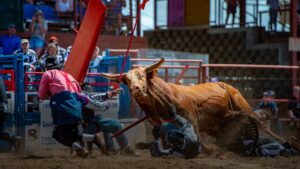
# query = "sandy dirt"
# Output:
<box><xmin>0</xmin><ymin>149</ymin><xmax>300</xmax><ymax>169</ymax></box>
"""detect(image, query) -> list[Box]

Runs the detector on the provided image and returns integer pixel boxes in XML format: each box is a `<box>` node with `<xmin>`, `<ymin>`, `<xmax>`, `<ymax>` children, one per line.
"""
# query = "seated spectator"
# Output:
<box><xmin>287</xmin><ymin>86</ymin><xmax>300</xmax><ymax>120</ymax></box>
<box><xmin>106</xmin><ymin>0</ymin><xmax>126</xmax><ymax>35</ymax></box>
<box><xmin>30</xmin><ymin>10</ymin><xmax>48</xmax><ymax>58</ymax></box>
<box><xmin>65</xmin><ymin>45</ymin><xmax>72</xmax><ymax>61</ymax></box>
<box><xmin>89</xmin><ymin>47</ymin><xmax>103</xmax><ymax>73</ymax></box>
<box><xmin>14</xmin><ymin>39</ymin><xmax>37</xmax><ymax>72</ymax></box>
<box><xmin>257</xmin><ymin>91</ymin><xmax>278</xmax><ymax>117</ymax></box>
<box><xmin>44</xmin><ymin>36</ymin><xmax>67</xmax><ymax>62</ymax></box>
<box><xmin>0</xmin><ymin>24</ymin><xmax>21</xmax><ymax>55</ymax></box>
<box><xmin>255</xmin><ymin>91</ymin><xmax>278</xmax><ymax>128</ymax></box>
<box><xmin>288</xmin><ymin>86</ymin><xmax>300</xmax><ymax>152</ymax></box>
<box><xmin>55</xmin><ymin>0</ymin><xmax>74</xmax><ymax>13</ymax></box>
<box><xmin>39</xmin><ymin>43</ymin><xmax>64</xmax><ymax>70</ymax></box>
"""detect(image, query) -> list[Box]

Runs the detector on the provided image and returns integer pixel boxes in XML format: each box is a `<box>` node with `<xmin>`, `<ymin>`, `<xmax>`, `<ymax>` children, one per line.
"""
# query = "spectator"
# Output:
<box><xmin>287</xmin><ymin>86</ymin><xmax>300</xmax><ymax>120</ymax></box>
<box><xmin>55</xmin><ymin>0</ymin><xmax>74</xmax><ymax>13</ymax></box>
<box><xmin>89</xmin><ymin>47</ymin><xmax>103</xmax><ymax>73</ymax></box>
<box><xmin>289</xmin><ymin>86</ymin><xmax>300</xmax><ymax>151</ymax></box>
<box><xmin>106</xmin><ymin>0</ymin><xmax>126</xmax><ymax>35</ymax></box>
<box><xmin>225</xmin><ymin>0</ymin><xmax>238</xmax><ymax>26</ymax></box>
<box><xmin>39</xmin><ymin>43</ymin><xmax>64</xmax><ymax>70</ymax></box>
<box><xmin>14</xmin><ymin>39</ymin><xmax>37</xmax><ymax>71</ymax></box>
<box><xmin>30</xmin><ymin>10</ymin><xmax>48</xmax><ymax>58</ymax></box>
<box><xmin>44</xmin><ymin>36</ymin><xmax>67</xmax><ymax>62</ymax></box>
<box><xmin>65</xmin><ymin>45</ymin><xmax>72</xmax><ymax>61</ymax></box>
<box><xmin>267</xmin><ymin>0</ymin><xmax>280</xmax><ymax>32</ymax></box>
<box><xmin>14</xmin><ymin>39</ymin><xmax>38</xmax><ymax>90</ymax></box>
<box><xmin>0</xmin><ymin>24</ymin><xmax>21</xmax><ymax>55</ymax></box>
<box><xmin>255</xmin><ymin>91</ymin><xmax>276</xmax><ymax>128</ymax></box>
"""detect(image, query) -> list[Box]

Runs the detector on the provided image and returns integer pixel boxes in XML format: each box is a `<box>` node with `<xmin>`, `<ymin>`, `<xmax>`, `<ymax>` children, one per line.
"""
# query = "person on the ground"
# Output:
<box><xmin>0</xmin><ymin>24</ymin><xmax>21</xmax><ymax>55</ymax></box>
<box><xmin>149</xmin><ymin>103</ymin><xmax>201</xmax><ymax>159</ymax></box>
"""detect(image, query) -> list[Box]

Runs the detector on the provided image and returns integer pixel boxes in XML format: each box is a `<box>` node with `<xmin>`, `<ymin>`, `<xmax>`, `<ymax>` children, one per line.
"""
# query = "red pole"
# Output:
<box><xmin>291</xmin><ymin>0</ymin><xmax>298</xmax><ymax>87</ymax></box>
<box><xmin>111</xmin><ymin>115</ymin><xmax>150</xmax><ymax>138</ymax></box>
<box><xmin>175</xmin><ymin>64</ymin><xmax>189</xmax><ymax>84</ymax></box>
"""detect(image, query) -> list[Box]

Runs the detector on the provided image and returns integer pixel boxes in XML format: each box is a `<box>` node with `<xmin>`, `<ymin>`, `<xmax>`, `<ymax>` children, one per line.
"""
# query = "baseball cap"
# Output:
<box><xmin>21</xmin><ymin>39</ymin><xmax>29</xmax><ymax>44</ymax></box>
<box><xmin>7</xmin><ymin>24</ymin><xmax>16</xmax><ymax>28</ymax></box>
<box><xmin>49</xmin><ymin>36</ymin><xmax>58</xmax><ymax>43</ymax></box>
<box><xmin>268</xmin><ymin>90</ymin><xmax>275</xmax><ymax>97</ymax></box>
<box><xmin>263</xmin><ymin>92</ymin><xmax>269</xmax><ymax>96</ymax></box>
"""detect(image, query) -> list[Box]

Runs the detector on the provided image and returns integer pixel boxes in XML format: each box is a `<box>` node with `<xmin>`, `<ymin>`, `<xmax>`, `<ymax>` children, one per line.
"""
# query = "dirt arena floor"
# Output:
<box><xmin>0</xmin><ymin>149</ymin><xmax>300</xmax><ymax>169</ymax></box>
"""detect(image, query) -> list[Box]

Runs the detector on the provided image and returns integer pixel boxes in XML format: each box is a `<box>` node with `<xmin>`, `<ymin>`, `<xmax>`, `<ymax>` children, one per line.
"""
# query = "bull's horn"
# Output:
<box><xmin>100</xmin><ymin>72</ymin><xmax>126</xmax><ymax>82</ymax></box>
<box><xmin>145</xmin><ymin>58</ymin><xmax>165</xmax><ymax>73</ymax></box>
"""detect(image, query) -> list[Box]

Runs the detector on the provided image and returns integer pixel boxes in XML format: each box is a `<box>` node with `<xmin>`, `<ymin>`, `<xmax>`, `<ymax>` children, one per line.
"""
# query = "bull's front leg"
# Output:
<box><xmin>192</xmin><ymin>123</ymin><xmax>220</xmax><ymax>155</ymax></box>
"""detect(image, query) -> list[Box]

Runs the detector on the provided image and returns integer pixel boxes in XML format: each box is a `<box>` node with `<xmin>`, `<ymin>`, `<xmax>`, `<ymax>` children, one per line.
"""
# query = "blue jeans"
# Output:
<box><xmin>84</xmin><ymin>116</ymin><xmax>128</xmax><ymax>150</ymax></box>
<box><xmin>30</xmin><ymin>37</ymin><xmax>45</xmax><ymax>49</ymax></box>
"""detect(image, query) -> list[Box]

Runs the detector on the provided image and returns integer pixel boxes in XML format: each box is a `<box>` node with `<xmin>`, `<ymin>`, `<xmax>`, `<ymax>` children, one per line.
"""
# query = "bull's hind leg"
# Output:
<box><xmin>247</xmin><ymin>113</ymin><xmax>285</xmax><ymax>143</ymax></box>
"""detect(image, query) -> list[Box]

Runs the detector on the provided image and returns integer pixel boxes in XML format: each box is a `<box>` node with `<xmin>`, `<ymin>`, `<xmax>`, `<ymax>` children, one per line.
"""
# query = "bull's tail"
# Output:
<box><xmin>225</xmin><ymin>83</ymin><xmax>286</xmax><ymax>143</ymax></box>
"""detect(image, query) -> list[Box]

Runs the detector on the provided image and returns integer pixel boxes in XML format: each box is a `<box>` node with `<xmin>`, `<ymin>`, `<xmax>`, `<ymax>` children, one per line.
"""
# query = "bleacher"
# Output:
<box><xmin>23</xmin><ymin>2</ymin><xmax>76</xmax><ymax>32</ymax></box>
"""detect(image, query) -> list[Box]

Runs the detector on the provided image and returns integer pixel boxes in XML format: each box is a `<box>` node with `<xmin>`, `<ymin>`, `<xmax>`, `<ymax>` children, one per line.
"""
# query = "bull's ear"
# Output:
<box><xmin>146</xmin><ymin>69</ymin><xmax>158</xmax><ymax>79</ymax></box>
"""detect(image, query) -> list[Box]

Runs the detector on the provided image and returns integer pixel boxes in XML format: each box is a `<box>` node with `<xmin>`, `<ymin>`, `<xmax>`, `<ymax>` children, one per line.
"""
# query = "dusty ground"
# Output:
<box><xmin>0</xmin><ymin>149</ymin><xmax>300</xmax><ymax>169</ymax></box>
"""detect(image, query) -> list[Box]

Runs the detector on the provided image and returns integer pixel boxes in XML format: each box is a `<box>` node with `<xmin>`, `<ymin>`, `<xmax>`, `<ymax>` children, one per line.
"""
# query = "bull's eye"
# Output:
<box><xmin>138</xmin><ymin>74</ymin><xmax>145</xmax><ymax>79</ymax></box>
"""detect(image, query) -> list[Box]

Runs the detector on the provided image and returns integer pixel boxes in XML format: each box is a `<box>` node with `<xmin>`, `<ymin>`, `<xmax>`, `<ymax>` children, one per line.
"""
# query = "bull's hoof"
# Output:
<box><xmin>202</xmin><ymin>144</ymin><xmax>222</xmax><ymax>155</ymax></box>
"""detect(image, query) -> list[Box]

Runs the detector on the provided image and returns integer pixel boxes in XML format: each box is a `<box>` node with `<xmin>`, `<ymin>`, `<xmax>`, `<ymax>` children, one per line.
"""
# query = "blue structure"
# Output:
<box><xmin>87</xmin><ymin>50</ymin><xmax>132</xmax><ymax>118</ymax></box>
<box><xmin>0</xmin><ymin>51</ymin><xmax>133</xmax><ymax>151</ymax></box>
<box><xmin>0</xmin><ymin>54</ymin><xmax>25</xmax><ymax>135</ymax></box>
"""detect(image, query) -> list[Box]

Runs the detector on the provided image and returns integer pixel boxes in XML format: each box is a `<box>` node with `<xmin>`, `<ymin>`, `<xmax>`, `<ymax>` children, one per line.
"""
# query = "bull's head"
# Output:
<box><xmin>101</xmin><ymin>58</ymin><xmax>165</xmax><ymax>100</ymax></box>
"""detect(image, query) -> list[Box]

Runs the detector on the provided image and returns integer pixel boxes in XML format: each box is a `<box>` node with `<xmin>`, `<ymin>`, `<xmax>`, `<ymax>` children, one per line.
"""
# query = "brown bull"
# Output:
<box><xmin>101</xmin><ymin>58</ymin><xmax>285</xmax><ymax>151</ymax></box>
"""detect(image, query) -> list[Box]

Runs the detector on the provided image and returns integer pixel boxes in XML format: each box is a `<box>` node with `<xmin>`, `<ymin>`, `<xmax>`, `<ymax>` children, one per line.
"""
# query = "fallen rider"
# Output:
<box><xmin>149</xmin><ymin>104</ymin><xmax>201</xmax><ymax>159</ymax></box>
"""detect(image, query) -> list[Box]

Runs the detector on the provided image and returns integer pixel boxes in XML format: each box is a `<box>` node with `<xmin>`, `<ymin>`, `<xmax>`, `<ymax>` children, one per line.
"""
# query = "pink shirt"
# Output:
<box><xmin>38</xmin><ymin>69</ymin><xmax>81</xmax><ymax>100</ymax></box>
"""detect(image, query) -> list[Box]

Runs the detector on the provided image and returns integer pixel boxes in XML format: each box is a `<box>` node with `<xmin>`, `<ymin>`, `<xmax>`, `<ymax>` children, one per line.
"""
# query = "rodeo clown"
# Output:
<box><xmin>38</xmin><ymin>57</ymin><xmax>122</xmax><ymax>157</ymax></box>
<box><xmin>150</xmin><ymin>103</ymin><xmax>201</xmax><ymax>159</ymax></box>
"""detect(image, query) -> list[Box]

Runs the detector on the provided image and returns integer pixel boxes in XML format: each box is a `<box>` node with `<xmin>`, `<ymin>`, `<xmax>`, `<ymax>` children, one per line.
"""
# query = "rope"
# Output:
<box><xmin>118</xmin><ymin>0</ymin><xmax>149</xmax><ymax>82</ymax></box>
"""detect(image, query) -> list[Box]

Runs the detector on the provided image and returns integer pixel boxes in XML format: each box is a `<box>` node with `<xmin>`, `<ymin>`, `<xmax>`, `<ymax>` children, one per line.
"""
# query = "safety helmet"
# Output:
<box><xmin>167</xmin><ymin>130</ymin><xmax>185</xmax><ymax>148</ymax></box>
